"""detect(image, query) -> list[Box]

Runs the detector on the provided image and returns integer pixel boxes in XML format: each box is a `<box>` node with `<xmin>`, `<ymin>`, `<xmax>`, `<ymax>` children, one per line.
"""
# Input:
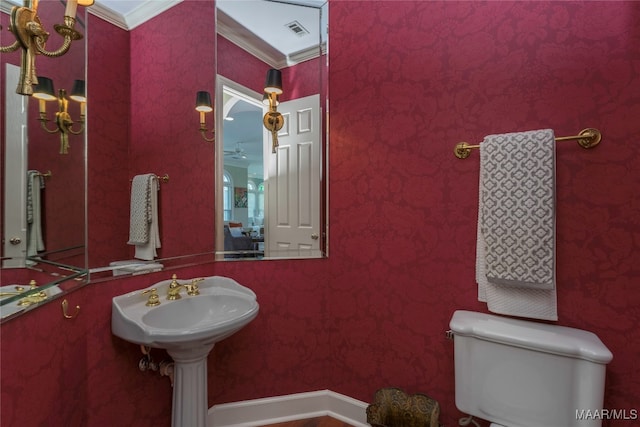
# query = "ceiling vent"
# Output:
<box><xmin>285</xmin><ymin>20</ymin><xmax>309</xmax><ymax>37</ymax></box>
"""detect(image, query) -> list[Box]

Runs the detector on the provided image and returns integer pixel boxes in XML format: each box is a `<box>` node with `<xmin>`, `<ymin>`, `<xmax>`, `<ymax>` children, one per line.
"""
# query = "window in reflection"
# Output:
<box><xmin>223</xmin><ymin>171</ymin><xmax>233</xmax><ymax>221</ymax></box>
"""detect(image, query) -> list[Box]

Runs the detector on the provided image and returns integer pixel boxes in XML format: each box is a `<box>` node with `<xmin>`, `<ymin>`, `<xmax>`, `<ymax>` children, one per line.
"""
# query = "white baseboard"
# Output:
<box><xmin>208</xmin><ymin>389</ymin><xmax>369</xmax><ymax>427</ymax></box>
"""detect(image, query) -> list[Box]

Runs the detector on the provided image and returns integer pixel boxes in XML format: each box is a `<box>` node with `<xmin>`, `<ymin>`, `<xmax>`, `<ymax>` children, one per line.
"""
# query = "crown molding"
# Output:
<box><xmin>3</xmin><ymin>0</ymin><xmax>325</xmax><ymax>66</ymax></box>
<box><xmin>1</xmin><ymin>1</ymin><xmax>175</xmax><ymax>30</ymax></box>
<box><xmin>88</xmin><ymin>0</ymin><xmax>182</xmax><ymax>31</ymax></box>
<box><xmin>87</xmin><ymin>2</ymin><xmax>127</xmax><ymax>29</ymax></box>
<box><xmin>217</xmin><ymin>7</ymin><xmax>286</xmax><ymax>69</ymax></box>
<box><xmin>217</xmin><ymin>7</ymin><xmax>323</xmax><ymax>69</ymax></box>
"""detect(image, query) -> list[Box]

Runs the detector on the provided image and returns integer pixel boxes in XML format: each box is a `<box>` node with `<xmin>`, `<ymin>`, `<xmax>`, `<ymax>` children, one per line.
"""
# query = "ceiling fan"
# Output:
<box><xmin>224</xmin><ymin>143</ymin><xmax>247</xmax><ymax>160</ymax></box>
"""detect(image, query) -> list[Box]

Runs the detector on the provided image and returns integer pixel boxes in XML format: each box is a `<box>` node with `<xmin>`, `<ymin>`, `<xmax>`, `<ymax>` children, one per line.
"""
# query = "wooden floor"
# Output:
<box><xmin>260</xmin><ymin>415</ymin><xmax>356</xmax><ymax>427</ymax></box>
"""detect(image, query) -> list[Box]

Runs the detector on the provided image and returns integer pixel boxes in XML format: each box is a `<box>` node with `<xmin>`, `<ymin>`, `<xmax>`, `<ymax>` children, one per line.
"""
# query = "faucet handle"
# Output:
<box><xmin>141</xmin><ymin>288</ymin><xmax>160</xmax><ymax>306</ymax></box>
<box><xmin>185</xmin><ymin>278</ymin><xmax>204</xmax><ymax>296</ymax></box>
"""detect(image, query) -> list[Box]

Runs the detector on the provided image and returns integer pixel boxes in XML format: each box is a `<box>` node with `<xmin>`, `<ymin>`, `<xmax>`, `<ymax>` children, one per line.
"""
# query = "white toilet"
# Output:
<box><xmin>449</xmin><ymin>310</ymin><xmax>613</xmax><ymax>427</ymax></box>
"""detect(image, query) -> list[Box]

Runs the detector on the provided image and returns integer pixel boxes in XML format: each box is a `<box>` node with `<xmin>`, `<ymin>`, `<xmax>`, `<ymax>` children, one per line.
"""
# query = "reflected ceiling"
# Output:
<box><xmin>89</xmin><ymin>0</ymin><xmax>326</xmax><ymax>63</ymax></box>
<box><xmin>2</xmin><ymin>0</ymin><xmax>326</xmax><ymax>59</ymax></box>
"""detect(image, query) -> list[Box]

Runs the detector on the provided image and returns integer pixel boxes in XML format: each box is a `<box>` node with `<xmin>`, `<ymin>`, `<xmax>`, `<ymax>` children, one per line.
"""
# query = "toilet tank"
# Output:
<box><xmin>450</xmin><ymin>310</ymin><xmax>613</xmax><ymax>427</ymax></box>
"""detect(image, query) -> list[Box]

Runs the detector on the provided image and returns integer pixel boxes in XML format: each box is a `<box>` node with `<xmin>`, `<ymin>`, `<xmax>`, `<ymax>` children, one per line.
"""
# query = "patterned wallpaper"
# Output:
<box><xmin>127</xmin><ymin>2</ymin><xmax>217</xmax><ymax>263</ymax></box>
<box><xmin>1</xmin><ymin>1</ymin><xmax>86</xmax><ymax>263</ymax></box>
<box><xmin>2</xmin><ymin>2</ymin><xmax>640</xmax><ymax>427</ymax></box>
<box><xmin>326</xmin><ymin>1</ymin><xmax>640</xmax><ymax>420</ymax></box>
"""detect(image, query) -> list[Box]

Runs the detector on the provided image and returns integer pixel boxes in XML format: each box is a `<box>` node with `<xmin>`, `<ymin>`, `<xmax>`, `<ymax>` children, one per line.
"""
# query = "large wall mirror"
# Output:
<box><xmin>216</xmin><ymin>0</ymin><xmax>328</xmax><ymax>260</ymax></box>
<box><xmin>1</xmin><ymin>1</ymin><xmax>88</xmax><ymax>321</ymax></box>
<box><xmin>1</xmin><ymin>0</ymin><xmax>329</xmax><ymax>323</ymax></box>
<box><xmin>86</xmin><ymin>1</ymin><xmax>217</xmax><ymax>282</ymax></box>
<box><xmin>85</xmin><ymin>0</ymin><xmax>328</xmax><ymax>281</ymax></box>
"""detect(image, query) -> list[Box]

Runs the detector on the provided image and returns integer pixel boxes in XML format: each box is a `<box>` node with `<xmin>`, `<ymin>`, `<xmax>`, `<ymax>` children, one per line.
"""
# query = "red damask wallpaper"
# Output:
<box><xmin>1</xmin><ymin>1</ymin><xmax>85</xmax><ymax>265</ymax></box>
<box><xmin>2</xmin><ymin>2</ymin><xmax>639</xmax><ymax>427</ymax></box>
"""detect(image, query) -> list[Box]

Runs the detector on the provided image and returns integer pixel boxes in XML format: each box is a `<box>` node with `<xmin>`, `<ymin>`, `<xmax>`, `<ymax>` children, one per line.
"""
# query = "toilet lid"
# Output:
<box><xmin>490</xmin><ymin>424</ymin><xmax>506</xmax><ymax>427</ymax></box>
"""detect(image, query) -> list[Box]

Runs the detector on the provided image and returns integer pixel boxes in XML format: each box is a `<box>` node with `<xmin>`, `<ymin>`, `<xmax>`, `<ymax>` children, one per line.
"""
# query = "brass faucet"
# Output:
<box><xmin>166</xmin><ymin>275</ymin><xmax>204</xmax><ymax>300</ymax></box>
<box><xmin>0</xmin><ymin>280</ymin><xmax>47</xmax><ymax>306</ymax></box>
<box><xmin>19</xmin><ymin>280</ymin><xmax>47</xmax><ymax>306</ymax></box>
<box><xmin>167</xmin><ymin>274</ymin><xmax>185</xmax><ymax>300</ymax></box>
<box><xmin>17</xmin><ymin>293</ymin><xmax>47</xmax><ymax>306</ymax></box>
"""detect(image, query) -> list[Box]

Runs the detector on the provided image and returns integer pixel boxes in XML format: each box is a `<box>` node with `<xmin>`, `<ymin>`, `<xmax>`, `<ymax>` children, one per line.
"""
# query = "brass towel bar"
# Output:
<box><xmin>37</xmin><ymin>170</ymin><xmax>52</xmax><ymax>179</ymax></box>
<box><xmin>129</xmin><ymin>174</ymin><xmax>170</xmax><ymax>183</ymax></box>
<box><xmin>454</xmin><ymin>128</ymin><xmax>602</xmax><ymax>159</ymax></box>
<box><xmin>154</xmin><ymin>174</ymin><xmax>170</xmax><ymax>183</ymax></box>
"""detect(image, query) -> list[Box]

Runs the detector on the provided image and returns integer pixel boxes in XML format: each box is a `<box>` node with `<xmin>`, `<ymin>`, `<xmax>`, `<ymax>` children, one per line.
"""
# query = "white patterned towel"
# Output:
<box><xmin>127</xmin><ymin>174</ymin><xmax>161</xmax><ymax>260</ymax></box>
<box><xmin>476</xmin><ymin>129</ymin><xmax>558</xmax><ymax>321</ymax></box>
<box><xmin>128</xmin><ymin>174</ymin><xmax>154</xmax><ymax>245</ymax></box>
<box><xmin>27</xmin><ymin>170</ymin><xmax>45</xmax><ymax>256</ymax></box>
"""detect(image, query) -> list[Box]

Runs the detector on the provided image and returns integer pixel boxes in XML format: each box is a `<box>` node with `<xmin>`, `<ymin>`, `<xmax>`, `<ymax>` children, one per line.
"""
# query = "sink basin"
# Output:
<box><xmin>111</xmin><ymin>275</ymin><xmax>259</xmax><ymax>350</ymax></box>
<box><xmin>112</xmin><ymin>275</ymin><xmax>259</xmax><ymax>427</ymax></box>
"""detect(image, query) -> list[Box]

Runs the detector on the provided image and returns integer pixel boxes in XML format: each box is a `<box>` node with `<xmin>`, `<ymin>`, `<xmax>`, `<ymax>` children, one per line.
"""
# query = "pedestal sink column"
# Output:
<box><xmin>166</xmin><ymin>343</ymin><xmax>215</xmax><ymax>427</ymax></box>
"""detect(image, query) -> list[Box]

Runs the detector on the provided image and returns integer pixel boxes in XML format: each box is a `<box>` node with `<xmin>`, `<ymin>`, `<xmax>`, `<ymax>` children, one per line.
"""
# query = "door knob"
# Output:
<box><xmin>311</xmin><ymin>233</ymin><xmax>319</xmax><ymax>240</ymax></box>
<box><xmin>9</xmin><ymin>237</ymin><xmax>22</xmax><ymax>245</ymax></box>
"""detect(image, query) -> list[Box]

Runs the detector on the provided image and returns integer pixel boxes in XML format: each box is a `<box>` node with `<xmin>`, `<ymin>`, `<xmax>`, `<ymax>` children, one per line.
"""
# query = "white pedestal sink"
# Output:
<box><xmin>111</xmin><ymin>276</ymin><xmax>259</xmax><ymax>427</ymax></box>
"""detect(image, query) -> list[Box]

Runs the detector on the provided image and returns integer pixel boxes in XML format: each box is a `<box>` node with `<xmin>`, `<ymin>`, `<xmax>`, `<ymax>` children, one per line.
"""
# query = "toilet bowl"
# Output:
<box><xmin>450</xmin><ymin>310</ymin><xmax>613</xmax><ymax>427</ymax></box>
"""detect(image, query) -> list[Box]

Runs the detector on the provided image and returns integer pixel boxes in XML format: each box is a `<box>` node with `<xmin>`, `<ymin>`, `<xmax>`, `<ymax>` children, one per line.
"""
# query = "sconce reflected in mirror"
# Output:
<box><xmin>262</xmin><ymin>68</ymin><xmax>284</xmax><ymax>153</ymax></box>
<box><xmin>0</xmin><ymin>0</ymin><xmax>94</xmax><ymax>95</ymax></box>
<box><xmin>195</xmin><ymin>90</ymin><xmax>215</xmax><ymax>142</ymax></box>
<box><xmin>262</xmin><ymin>92</ymin><xmax>279</xmax><ymax>106</ymax></box>
<box><xmin>32</xmin><ymin>77</ymin><xmax>86</xmax><ymax>154</ymax></box>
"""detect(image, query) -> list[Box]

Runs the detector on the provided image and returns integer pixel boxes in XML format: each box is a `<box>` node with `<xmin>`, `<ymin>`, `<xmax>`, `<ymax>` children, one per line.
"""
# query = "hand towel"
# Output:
<box><xmin>128</xmin><ymin>174</ymin><xmax>153</xmax><ymax>245</ymax></box>
<box><xmin>26</xmin><ymin>170</ymin><xmax>45</xmax><ymax>257</ymax></box>
<box><xmin>127</xmin><ymin>174</ymin><xmax>161</xmax><ymax>260</ymax></box>
<box><xmin>476</xmin><ymin>129</ymin><xmax>557</xmax><ymax>321</ymax></box>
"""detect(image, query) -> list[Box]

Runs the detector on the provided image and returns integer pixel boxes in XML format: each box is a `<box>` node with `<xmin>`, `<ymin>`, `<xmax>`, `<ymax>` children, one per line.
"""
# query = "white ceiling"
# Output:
<box><xmin>91</xmin><ymin>0</ymin><xmax>327</xmax><ymax>63</ymax></box>
<box><xmin>89</xmin><ymin>0</ymin><xmax>181</xmax><ymax>30</ymax></box>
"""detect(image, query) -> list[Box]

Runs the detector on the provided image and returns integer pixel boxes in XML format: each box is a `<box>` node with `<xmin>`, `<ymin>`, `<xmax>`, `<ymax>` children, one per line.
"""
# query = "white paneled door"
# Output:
<box><xmin>264</xmin><ymin>94</ymin><xmax>321</xmax><ymax>258</ymax></box>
